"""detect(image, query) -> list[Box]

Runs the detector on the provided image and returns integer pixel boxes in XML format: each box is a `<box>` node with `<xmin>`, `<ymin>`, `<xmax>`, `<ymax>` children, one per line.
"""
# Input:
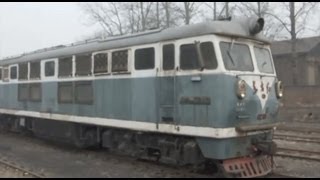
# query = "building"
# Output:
<box><xmin>271</xmin><ymin>36</ymin><xmax>320</xmax><ymax>86</ymax></box>
<box><xmin>271</xmin><ymin>36</ymin><xmax>320</xmax><ymax>122</ymax></box>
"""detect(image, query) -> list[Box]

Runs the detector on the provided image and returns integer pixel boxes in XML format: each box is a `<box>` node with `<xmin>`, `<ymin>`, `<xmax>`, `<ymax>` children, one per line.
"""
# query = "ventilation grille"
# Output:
<box><xmin>223</xmin><ymin>155</ymin><xmax>272</xmax><ymax>178</ymax></box>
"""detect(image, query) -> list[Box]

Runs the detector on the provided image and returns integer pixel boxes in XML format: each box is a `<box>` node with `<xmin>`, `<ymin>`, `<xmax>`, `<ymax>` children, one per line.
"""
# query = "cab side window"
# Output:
<box><xmin>2</xmin><ymin>67</ymin><xmax>9</xmax><ymax>82</ymax></box>
<box><xmin>75</xmin><ymin>54</ymin><xmax>92</xmax><ymax>76</ymax></box>
<box><xmin>10</xmin><ymin>66</ymin><xmax>18</xmax><ymax>80</ymax></box>
<box><xmin>200</xmin><ymin>42</ymin><xmax>217</xmax><ymax>69</ymax></box>
<box><xmin>163</xmin><ymin>44</ymin><xmax>175</xmax><ymax>70</ymax></box>
<box><xmin>58</xmin><ymin>57</ymin><xmax>73</xmax><ymax>77</ymax></box>
<box><xmin>19</xmin><ymin>63</ymin><xmax>28</xmax><ymax>80</ymax></box>
<box><xmin>30</xmin><ymin>61</ymin><xmax>41</xmax><ymax>79</ymax></box>
<box><xmin>94</xmin><ymin>53</ymin><xmax>108</xmax><ymax>74</ymax></box>
<box><xmin>135</xmin><ymin>47</ymin><xmax>155</xmax><ymax>70</ymax></box>
<box><xmin>112</xmin><ymin>50</ymin><xmax>128</xmax><ymax>73</ymax></box>
<box><xmin>45</xmin><ymin>61</ymin><xmax>55</xmax><ymax>77</ymax></box>
<box><xmin>180</xmin><ymin>44</ymin><xmax>199</xmax><ymax>70</ymax></box>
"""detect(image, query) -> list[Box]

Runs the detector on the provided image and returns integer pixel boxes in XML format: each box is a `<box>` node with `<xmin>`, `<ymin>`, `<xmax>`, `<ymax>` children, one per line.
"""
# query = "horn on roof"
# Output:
<box><xmin>248</xmin><ymin>17</ymin><xmax>264</xmax><ymax>35</ymax></box>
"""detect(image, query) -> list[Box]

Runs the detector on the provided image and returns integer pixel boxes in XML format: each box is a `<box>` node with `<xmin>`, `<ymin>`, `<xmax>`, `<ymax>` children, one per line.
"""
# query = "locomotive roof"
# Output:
<box><xmin>0</xmin><ymin>17</ymin><xmax>270</xmax><ymax>66</ymax></box>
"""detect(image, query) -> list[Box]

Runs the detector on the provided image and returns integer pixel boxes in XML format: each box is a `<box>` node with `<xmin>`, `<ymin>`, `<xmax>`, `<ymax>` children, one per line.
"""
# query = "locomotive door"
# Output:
<box><xmin>158</xmin><ymin>43</ymin><xmax>177</xmax><ymax>126</ymax></box>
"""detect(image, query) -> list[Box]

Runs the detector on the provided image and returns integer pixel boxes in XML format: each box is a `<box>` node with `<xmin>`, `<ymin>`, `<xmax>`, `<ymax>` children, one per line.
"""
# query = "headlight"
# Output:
<box><xmin>236</xmin><ymin>80</ymin><xmax>246</xmax><ymax>99</ymax></box>
<box><xmin>275</xmin><ymin>81</ymin><xmax>283</xmax><ymax>99</ymax></box>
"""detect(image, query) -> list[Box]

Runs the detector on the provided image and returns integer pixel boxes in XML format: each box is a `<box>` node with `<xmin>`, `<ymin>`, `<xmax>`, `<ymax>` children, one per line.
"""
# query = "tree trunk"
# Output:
<box><xmin>165</xmin><ymin>2</ymin><xmax>170</xmax><ymax>28</ymax></box>
<box><xmin>184</xmin><ymin>2</ymin><xmax>190</xmax><ymax>25</ymax></box>
<box><xmin>290</xmin><ymin>2</ymin><xmax>296</xmax><ymax>42</ymax></box>
<box><xmin>290</xmin><ymin>2</ymin><xmax>297</xmax><ymax>85</ymax></box>
<box><xmin>129</xmin><ymin>4</ymin><xmax>135</xmax><ymax>33</ymax></box>
<box><xmin>225</xmin><ymin>2</ymin><xmax>229</xmax><ymax>17</ymax></box>
<box><xmin>140</xmin><ymin>2</ymin><xmax>146</xmax><ymax>31</ymax></box>
<box><xmin>156</xmin><ymin>2</ymin><xmax>160</xmax><ymax>28</ymax></box>
<box><xmin>214</xmin><ymin>2</ymin><xmax>217</xmax><ymax>20</ymax></box>
<box><xmin>257</xmin><ymin>2</ymin><xmax>261</xmax><ymax>17</ymax></box>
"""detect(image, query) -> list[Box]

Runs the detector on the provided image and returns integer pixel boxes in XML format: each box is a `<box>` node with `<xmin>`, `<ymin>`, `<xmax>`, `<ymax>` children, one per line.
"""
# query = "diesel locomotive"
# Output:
<box><xmin>0</xmin><ymin>16</ymin><xmax>282</xmax><ymax>177</ymax></box>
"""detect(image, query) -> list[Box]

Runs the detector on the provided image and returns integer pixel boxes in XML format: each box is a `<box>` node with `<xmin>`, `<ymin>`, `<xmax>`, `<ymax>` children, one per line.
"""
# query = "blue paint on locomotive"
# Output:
<box><xmin>0</xmin><ymin>73</ymin><xmax>279</xmax><ymax>159</ymax></box>
<box><xmin>0</xmin><ymin>74</ymin><xmax>278</xmax><ymax>127</ymax></box>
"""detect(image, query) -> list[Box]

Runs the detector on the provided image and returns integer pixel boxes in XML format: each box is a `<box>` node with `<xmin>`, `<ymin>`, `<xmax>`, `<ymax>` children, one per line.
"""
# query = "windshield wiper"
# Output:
<box><xmin>227</xmin><ymin>39</ymin><xmax>236</xmax><ymax>66</ymax></box>
<box><xmin>194</xmin><ymin>40</ymin><xmax>205</xmax><ymax>71</ymax></box>
<box><xmin>227</xmin><ymin>50</ymin><xmax>235</xmax><ymax>66</ymax></box>
<box><xmin>262</xmin><ymin>61</ymin><xmax>267</xmax><ymax>67</ymax></box>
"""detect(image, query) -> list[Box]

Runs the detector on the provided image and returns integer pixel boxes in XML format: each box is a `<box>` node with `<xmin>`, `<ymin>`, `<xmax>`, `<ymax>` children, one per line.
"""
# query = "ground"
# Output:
<box><xmin>274</xmin><ymin>157</ymin><xmax>320</xmax><ymax>178</ymax></box>
<box><xmin>273</xmin><ymin>120</ymin><xmax>320</xmax><ymax>178</ymax></box>
<box><xmin>0</xmin><ymin>131</ymin><xmax>210</xmax><ymax>178</ymax></box>
<box><xmin>0</xmin><ymin>121</ymin><xmax>319</xmax><ymax>178</ymax></box>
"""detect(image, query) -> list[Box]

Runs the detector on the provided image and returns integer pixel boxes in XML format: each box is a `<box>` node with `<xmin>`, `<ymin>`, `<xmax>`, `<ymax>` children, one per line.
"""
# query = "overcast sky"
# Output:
<box><xmin>0</xmin><ymin>2</ymin><xmax>98</xmax><ymax>58</ymax></box>
<box><xmin>0</xmin><ymin>2</ymin><xmax>319</xmax><ymax>59</ymax></box>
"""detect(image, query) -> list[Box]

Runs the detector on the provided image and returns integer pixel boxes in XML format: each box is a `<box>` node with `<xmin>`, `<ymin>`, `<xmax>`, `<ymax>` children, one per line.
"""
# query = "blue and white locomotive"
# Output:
<box><xmin>0</xmin><ymin>16</ymin><xmax>282</xmax><ymax>177</ymax></box>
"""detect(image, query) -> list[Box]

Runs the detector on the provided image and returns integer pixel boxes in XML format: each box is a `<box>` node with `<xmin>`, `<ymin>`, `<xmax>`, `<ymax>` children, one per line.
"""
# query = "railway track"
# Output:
<box><xmin>0</xmin><ymin>156</ymin><xmax>45</xmax><ymax>178</ymax></box>
<box><xmin>273</xmin><ymin>134</ymin><xmax>320</xmax><ymax>144</ymax></box>
<box><xmin>275</xmin><ymin>147</ymin><xmax>320</xmax><ymax>162</ymax></box>
<box><xmin>265</xmin><ymin>172</ymin><xmax>297</xmax><ymax>178</ymax></box>
<box><xmin>274</xmin><ymin>128</ymin><xmax>320</xmax><ymax>162</ymax></box>
<box><xmin>285</xmin><ymin>120</ymin><xmax>320</xmax><ymax>124</ymax></box>
<box><xmin>276</xmin><ymin>126</ymin><xmax>320</xmax><ymax>134</ymax></box>
<box><xmin>274</xmin><ymin>148</ymin><xmax>320</xmax><ymax>162</ymax></box>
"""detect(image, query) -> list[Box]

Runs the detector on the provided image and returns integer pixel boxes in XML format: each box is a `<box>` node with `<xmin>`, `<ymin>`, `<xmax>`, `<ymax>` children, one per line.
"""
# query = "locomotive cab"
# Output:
<box><xmin>211</xmin><ymin>17</ymin><xmax>281</xmax><ymax>177</ymax></box>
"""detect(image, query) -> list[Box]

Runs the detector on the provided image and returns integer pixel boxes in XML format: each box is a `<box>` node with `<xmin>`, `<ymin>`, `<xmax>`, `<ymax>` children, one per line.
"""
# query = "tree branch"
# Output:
<box><xmin>265</xmin><ymin>12</ymin><xmax>291</xmax><ymax>34</ymax></box>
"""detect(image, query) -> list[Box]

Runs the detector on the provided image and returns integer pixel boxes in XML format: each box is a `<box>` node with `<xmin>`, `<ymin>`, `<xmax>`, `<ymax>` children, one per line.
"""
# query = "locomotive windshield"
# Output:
<box><xmin>180</xmin><ymin>41</ymin><xmax>218</xmax><ymax>70</ymax></box>
<box><xmin>220</xmin><ymin>42</ymin><xmax>254</xmax><ymax>71</ymax></box>
<box><xmin>254</xmin><ymin>47</ymin><xmax>274</xmax><ymax>74</ymax></box>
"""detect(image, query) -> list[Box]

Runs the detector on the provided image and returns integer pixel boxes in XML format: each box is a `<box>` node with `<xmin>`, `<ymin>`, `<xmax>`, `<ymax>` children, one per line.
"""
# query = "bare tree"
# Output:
<box><xmin>214</xmin><ymin>2</ymin><xmax>217</xmax><ymax>20</ymax></box>
<box><xmin>184</xmin><ymin>2</ymin><xmax>192</xmax><ymax>25</ymax></box>
<box><xmin>233</xmin><ymin>1</ymin><xmax>318</xmax><ymax>41</ymax></box>
<box><xmin>217</xmin><ymin>2</ymin><xmax>238</xmax><ymax>19</ymax></box>
<box><xmin>79</xmin><ymin>2</ymin><xmax>319</xmax><ymax>44</ymax></box>
<box><xmin>156</xmin><ymin>2</ymin><xmax>160</xmax><ymax>28</ymax></box>
<box><xmin>204</xmin><ymin>2</ymin><xmax>217</xmax><ymax>20</ymax></box>
<box><xmin>176</xmin><ymin>2</ymin><xmax>201</xmax><ymax>25</ymax></box>
<box><xmin>257</xmin><ymin>2</ymin><xmax>261</xmax><ymax>17</ymax></box>
<box><xmin>163</xmin><ymin>2</ymin><xmax>171</xmax><ymax>27</ymax></box>
<box><xmin>225</xmin><ymin>2</ymin><xmax>229</xmax><ymax>17</ymax></box>
<box><xmin>232</xmin><ymin>2</ymin><xmax>318</xmax><ymax>42</ymax></box>
<box><xmin>139</xmin><ymin>2</ymin><xmax>154</xmax><ymax>31</ymax></box>
<box><xmin>81</xmin><ymin>2</ymin><xmax>164</xmax><ymax>37</ymax></box>
<box><xmin>80</xmin><ymin>2</ymin><xmax>127</xmax><ymax>36</ymax></box>
<box><xmin>160</xmin><ymin>2</ymin><xmax>181</xmax><ymax>28</ymax></box>
<box><xmin>236</xmin><ymin>2</ymin><xmax>269</xmax><ymax>18</ymax></box>
<box><xmin>263</xmin><ymin>2</ymin><xmax>318</xmax><ymax>85</ymax></box>
<box><xmin>127</xmin><ymin>3</ymin><xmax>138</xmax><ymax>33</ymax></box>
<box><xmin>203</xmin><ymin>2</ymin><xmax>236</xmax><ymax>21</ymax></box>
<box><xmin>266</xmin><ymin>2</ymin><xmax>318</xmax><ymax>41</ymax></box>
<box><xmin>233</xmin><ymin>2</ymin><xmax>280</xmax><ymax>40</ymax></box>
